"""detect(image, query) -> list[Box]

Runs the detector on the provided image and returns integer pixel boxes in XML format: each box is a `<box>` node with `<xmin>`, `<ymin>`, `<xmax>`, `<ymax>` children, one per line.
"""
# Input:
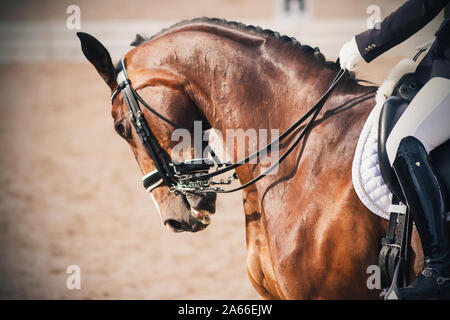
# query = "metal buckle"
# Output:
<box><xmin>436</xmin><ymin>276</ymin><xmax>450</xmax><ymax>285</ymax></box>
<box><xmin>421</xmin><ymin>268</ymin><xmax>433</xmax><ymax>277</ymax></box>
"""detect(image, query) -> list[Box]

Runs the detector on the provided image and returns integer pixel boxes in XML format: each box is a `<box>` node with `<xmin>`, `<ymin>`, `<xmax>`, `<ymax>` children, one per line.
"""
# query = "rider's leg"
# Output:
<box><xmin>386</xmin><ymin>77</ymin><xmax>450</xmax><ymax>299</ymax></box>
<box><xmin>386</xmin><ymin>77</ymin><xmax>450</xmax><ymax>163</ymax></box>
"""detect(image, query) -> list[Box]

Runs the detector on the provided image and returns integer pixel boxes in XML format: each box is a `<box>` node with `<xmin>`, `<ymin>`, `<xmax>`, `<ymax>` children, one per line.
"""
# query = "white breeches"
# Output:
<box><xmin>386</xmin><ymin>77</ymin><xmax>450</xmax><ymax>164</ymax></box>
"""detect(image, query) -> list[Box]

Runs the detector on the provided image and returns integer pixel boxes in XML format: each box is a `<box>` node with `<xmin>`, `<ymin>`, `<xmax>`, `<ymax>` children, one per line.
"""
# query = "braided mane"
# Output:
<box><xmin>130</xmin><ymin>17</ymin><xmax>341</xmax><ymax>72</ymax></box>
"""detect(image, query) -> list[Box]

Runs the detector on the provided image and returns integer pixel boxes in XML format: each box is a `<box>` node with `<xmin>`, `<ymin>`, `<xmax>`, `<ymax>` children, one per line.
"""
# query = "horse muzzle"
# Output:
<box><xmin>158</xmin><ymin>189</ymin><xmax>216</xmax><ymax>233</ymax></box>
<box><xmin>164</xmin><ymin>209</ymin><xmax>212</xmax><ymax>233</ymax></box>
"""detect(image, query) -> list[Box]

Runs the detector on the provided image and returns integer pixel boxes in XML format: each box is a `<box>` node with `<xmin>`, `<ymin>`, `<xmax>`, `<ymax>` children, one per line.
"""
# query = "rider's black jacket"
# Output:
<box><xmin>355</xmin><ymin>0</ymin><xmax>450</xmax><ymax>84</ymax></box>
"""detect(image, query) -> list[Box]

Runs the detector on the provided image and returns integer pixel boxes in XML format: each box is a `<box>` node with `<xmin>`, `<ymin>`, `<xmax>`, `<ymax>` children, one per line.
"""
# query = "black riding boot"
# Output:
<box><xmin>393</xmin><ymin>136</ymin><xmax>450</xmax><ymax>300</ymax></box>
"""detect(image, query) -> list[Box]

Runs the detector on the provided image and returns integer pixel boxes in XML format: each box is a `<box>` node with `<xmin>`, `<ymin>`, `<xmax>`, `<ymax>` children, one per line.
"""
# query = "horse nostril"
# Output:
<box><xmin>165</xmin><ymin>219</ymin><xmax>188</xmax><ymax>232</ymax></box>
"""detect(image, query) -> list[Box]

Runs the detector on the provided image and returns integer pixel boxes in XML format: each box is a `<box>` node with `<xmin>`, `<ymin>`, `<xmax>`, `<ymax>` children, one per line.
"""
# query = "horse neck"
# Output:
<box><xmin>181</xmin><ymin>40</ymin><xmax>373</xmax><ymax>149</ymax></box>
<box><xmin>136</xmin><ymin>29</ymin><xmax>375</xmax><ymax>159</ymax></box>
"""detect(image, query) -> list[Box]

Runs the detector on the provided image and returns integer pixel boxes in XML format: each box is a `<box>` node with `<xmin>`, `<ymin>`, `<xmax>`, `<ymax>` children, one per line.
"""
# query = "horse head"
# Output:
<box><xmin>77</xmin><ymin>32</ymin><xmax>216</xmax><ymax>233</ymax></box>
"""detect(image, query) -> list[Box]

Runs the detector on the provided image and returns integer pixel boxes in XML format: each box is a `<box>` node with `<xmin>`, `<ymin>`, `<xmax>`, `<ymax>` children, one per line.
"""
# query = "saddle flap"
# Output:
<box><xmin>377</xmin><ymin>73</ymin><xmax>422</xmax><ymax>203</ymax></box>
<box><xmin>377</xmin><ymin>96</ymin><xmax>409</xmax><ymax>202</ymax></box>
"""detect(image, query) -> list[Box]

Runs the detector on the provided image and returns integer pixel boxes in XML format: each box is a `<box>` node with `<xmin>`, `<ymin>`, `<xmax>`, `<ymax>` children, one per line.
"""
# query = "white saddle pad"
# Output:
<box><xmin>352</xmin><ymin>101</ymin><xmax>393</xmax><ymax>220</ymax></box>
<box><xmin>352</xmin><ymin>59</ymin><xmax>450</xmax><ymax>221</ymax></box>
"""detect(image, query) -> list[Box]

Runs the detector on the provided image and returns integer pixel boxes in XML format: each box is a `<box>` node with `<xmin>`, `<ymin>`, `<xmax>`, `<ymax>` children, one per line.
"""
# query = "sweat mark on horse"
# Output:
<box><xmin>78</xmin><ymin>17</ymin><xmax>431</xmax><ymax>299</ymax></box>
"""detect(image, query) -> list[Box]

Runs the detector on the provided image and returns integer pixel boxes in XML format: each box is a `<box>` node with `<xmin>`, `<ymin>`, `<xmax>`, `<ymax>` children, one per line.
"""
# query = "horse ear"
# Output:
<box><xmin>77</xmin><ymin>32</ymin><xmax>116</xmax><ymax>89</ymax></box>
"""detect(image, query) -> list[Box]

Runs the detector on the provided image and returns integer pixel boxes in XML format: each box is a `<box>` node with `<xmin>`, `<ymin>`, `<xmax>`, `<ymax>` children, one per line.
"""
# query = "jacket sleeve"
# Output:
<box><xmin>355</xmin><ymin>0</ymin><xmax>449</xmax><ymax>62</ymax></box>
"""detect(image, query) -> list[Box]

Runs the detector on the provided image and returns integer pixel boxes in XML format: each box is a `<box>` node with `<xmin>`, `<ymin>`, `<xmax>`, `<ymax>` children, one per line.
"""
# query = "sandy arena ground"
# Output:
<box><xmin>0</xmin><ymin>61</ymin><xmax>260</xmax><ymax>299</ymax></box>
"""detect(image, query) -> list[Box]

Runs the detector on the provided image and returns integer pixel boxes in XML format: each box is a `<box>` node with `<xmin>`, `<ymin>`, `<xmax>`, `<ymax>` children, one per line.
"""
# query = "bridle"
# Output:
<box><xmin>111</xmin><ymin>56</ymin><xmax>348</xmax><ymax>195</ymax></box>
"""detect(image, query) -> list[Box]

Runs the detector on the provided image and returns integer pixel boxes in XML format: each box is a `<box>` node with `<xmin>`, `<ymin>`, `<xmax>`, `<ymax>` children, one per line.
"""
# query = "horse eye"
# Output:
<box><xmin>115</xmin><ymin>120</ymin><xmax>128</xmax><ymax>139</ymax></box>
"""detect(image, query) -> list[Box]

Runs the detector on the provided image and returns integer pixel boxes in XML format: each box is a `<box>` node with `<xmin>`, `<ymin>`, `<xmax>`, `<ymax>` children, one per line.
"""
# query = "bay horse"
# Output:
<box><xmin>77</xmin><ymin>18</ymin><xmax>433</xmax><ymax>299</ymax></box>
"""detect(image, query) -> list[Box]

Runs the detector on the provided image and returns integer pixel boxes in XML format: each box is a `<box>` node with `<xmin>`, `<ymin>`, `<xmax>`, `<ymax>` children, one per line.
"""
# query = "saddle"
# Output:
<box><xmin>377</xmin><ymin>74</ymin><xmax>450</xmax><ymax>208</ymax></box>
<box><xmin>377</xmin><ymin>72</ymin><xmax>450</xmax><ymax>296</ymax></box>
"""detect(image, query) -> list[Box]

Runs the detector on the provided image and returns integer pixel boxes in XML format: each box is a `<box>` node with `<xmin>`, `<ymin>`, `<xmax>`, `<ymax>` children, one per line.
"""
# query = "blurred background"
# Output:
<box><xmin>0</xmin><ymin>0</ymin><xmax>444</xmax><ymax>299</ymax></box>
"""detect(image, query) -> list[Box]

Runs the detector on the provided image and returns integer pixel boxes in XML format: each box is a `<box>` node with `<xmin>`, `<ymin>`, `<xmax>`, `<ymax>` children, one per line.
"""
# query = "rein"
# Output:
<box><xmin>111</xmin><ymin>55</ymin><xmax>348</xmax><ymax>194</ymax></box>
